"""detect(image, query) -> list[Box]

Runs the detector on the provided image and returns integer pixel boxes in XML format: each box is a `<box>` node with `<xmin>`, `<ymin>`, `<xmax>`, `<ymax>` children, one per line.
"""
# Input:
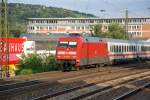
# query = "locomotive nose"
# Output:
<box><xmin>56</xmin><ymin>50</ymin><xmax>76</xmax><ymax>59</ymax></box>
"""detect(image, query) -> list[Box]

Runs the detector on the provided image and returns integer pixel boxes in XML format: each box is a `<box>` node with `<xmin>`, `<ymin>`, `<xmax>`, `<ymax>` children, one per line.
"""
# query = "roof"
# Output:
<box><xmin>27</xmin><ymin>17</ymin><xmax>150</xmax><ymax>20</ymax></box>
<box><xmin>20</xmin><ymin>33</ymin><xmax>68</xmax><ymax>41</ymax></box>
<box><xmin>102</xmin><ymin>38</ymin><xmax>150</xmax><ymax>45</ymax></box>
<box><xmin>84</xmin><ymin>37</ymin><xmax>102</xmax><ymax>42</ymax></box>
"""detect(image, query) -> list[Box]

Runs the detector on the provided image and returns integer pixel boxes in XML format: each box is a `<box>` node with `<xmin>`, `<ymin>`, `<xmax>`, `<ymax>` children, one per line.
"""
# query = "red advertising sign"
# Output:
<box><xmin>0</xmin><ymin>38</ymin><xmax>26</xmax><ymax>65</ymax></box>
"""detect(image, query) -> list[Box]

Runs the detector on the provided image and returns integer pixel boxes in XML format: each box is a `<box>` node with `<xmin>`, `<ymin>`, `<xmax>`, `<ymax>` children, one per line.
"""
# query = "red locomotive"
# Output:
<box><xmin>55</xmin><ymin>35</ymin><xmax>109</xmax><ymax>71</ymax></box>
<box><xmin>56</xmin><ymin>34</ymin><xmax>150</xmax><ymax>71</ymax></box>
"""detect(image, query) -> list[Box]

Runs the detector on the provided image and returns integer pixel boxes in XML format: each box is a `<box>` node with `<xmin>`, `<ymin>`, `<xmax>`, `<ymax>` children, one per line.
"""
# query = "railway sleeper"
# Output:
<box><xmin>42</xmin><ymin>71</ymin><xmax>150</xmax><ymax>100</ymax></box>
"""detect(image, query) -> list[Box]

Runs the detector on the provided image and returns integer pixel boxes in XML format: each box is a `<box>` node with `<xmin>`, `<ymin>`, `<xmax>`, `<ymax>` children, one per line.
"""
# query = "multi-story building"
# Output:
<box><xmin>27</xmin><ymin>17</ymin><xmax>150</xmax><ymax>39</ymax></box>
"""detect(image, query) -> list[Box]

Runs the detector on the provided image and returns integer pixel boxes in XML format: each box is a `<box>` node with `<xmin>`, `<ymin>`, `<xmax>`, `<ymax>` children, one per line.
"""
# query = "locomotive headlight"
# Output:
<box><xmin>72</xmin><ymin>56</ymin><xmax>76</xmax><ymax>58</ymax></box>
<box><xmin>57</xmin><ymin>51</ymin><xmax>65</xmax><ymax>54</ymax></box>
<box><xmin>57</xmin><ymin>55</ymin><xmax>61</xmax><ymax>58</ymax></box>
<box><xmin>68</xmin><ymin>51</ymin><xmax>76</xmax><ymax>55</ymax></box>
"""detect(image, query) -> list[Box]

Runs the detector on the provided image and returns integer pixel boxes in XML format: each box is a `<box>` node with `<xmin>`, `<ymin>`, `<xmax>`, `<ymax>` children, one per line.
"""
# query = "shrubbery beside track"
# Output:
<box><xmin>16</xmin><ymin>54</ymin><xmax>58</xmax><ymax>75</ymax></box>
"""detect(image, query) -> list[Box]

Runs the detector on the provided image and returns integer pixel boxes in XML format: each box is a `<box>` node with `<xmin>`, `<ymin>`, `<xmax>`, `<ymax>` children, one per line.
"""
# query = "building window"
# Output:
<box><xmin>37</xmin><ymin>26</ymin><xmax>40</xmax><ymax>30</ymax></box>
<box><xmin>76</xmin><ymin>26</ymin><xmax>81</xmax><ymax>30</ymax></box>
<box><xmin>89</xmin><ymin>20</ymin><xmax>94</xmax><ymax>23</ymax></box>
<box><xmin>50</xmin><ymin>26</ymin><xmax>52</xmax><ymax>30</ymax></box>
<box><xmin>85</xmin><ymin>26</ymin><xmax>90</xmax><ymax>30</ymax></box>
<box><xmin>71</xmin><ymin>26</ymin><xmax>75</xmax><ymax>30</ymax></box>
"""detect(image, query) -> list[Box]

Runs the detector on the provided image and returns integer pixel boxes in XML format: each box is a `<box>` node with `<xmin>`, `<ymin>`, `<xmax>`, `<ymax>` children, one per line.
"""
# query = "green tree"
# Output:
<box><xmin>93</xmin><ymin>23</ymin><xmax>128</xmax><ymax>39</ymax></box>
<box><xmin>93</xmin><ymin>24</ymin><xmax>104</xmax><ymax>37</ymax></box>
<box><xmin>107</xmin><ymin>23</ymin><xmax>128</xmax><ymax>39</ymax></box>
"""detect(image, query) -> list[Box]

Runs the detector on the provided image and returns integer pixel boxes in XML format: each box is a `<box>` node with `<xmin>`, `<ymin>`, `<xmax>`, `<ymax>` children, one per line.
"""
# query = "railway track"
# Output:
<box><xmin>0</xmin><ymin>62</ymin><xmax>149</xmax><ymax>100</ymax></box>
<box><xmin>0</xmin><ymin>66</ymin><xmax>117</xmax><ymax>85</ymax></box>
<box><xmin>33</xmin><ymin>70</ymin><xmax>150</xmax><ymax>100</ymax></box>
<box><xmin>0</xmin><ymin>62</ymin><xmax>145</xmax><ymax>85</ymax></box>
<box><xmin>0</xmin><ymin>67</ymin><xmax>133</xmax><ymax>98</ymax></box>
<box><xmin>114</xmin><ymin>82</ymin><xmax>150</xmax><ymax>100</ymax></box>
<box><xmin>0</xmin><ymin>66</ymin><xmax>121</xmax><ymax>87</ymax></box>
<box><xmin>121</xmin><ymin>84</ymin><xmax>150</xmax><ymax>100</ymax></box>
<box><xmin>0</xmin><ymin>62</ymin><xmax>138</xmax><ymax>86</ymax></box>
<box><xmin>84</xmin><ymin>76</ymin><xmax>150</xmax><ymax>100</ymax></box>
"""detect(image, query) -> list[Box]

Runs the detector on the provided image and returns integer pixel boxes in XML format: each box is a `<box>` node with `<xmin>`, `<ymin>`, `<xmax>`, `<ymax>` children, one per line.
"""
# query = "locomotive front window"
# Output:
<box><xmin>68</xmin><ymin>42</ymin><xmax>77</xmax><ymax>48</ymax></box>
<box><xmin>58</xmin><ymin>41</ymin><xmax>77</xmax><ymax>48</ymax></box>
<box><xmin>58</xmin><ymin>42</ymin><xmax>68</xmax><ymax>48</ymax></box>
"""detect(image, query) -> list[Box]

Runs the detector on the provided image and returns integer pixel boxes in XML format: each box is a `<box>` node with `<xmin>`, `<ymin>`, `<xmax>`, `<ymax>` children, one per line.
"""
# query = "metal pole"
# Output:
<box><xmin>1</xmin><ymin>0</ymin><xmax>9</xmax><ymax>78</ymax></box>
<box><xmin>100</xmin><ymin>9</ymin><xmax>106</xmax><ymax>18</ymax></box>
<box><xmin>125</xmin><ymin>8</ymin><xmax>128</xmax><ymax>39</ymax></box>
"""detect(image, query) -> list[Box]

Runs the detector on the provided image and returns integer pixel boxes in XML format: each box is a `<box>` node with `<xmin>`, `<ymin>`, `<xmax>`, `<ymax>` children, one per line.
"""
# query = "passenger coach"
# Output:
<box><xmin>105</xmin><ymin>39</ymin><xmax>150</xmax><ymax>64</ymax></box>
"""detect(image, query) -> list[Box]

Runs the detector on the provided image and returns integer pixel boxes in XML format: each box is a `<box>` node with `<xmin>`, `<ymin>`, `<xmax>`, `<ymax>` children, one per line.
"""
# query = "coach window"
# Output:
<box><xmin>110</xmin><ymin>45</ymin><xmax>112</xmax><ymax>52</ymax></box>
<box><xmin>146</xmin><ymin>46</ymin><xmax>148</xmax><ymax>51</ymax></box>
<box><xmin>116</xmin><ymin>45</ymin><xmax>118</xmax><ymax>52</ymax></box>
<box><xmin>113</xmin><ymin>45</ymin><xmax>115</xmax><ymax>52</ymax></box>
<box><xmin>147</xmin><ymin>46</ymin><xmax>149</xmax><ymax>51</ymax></box>
<box><xmin>124</xmin><ymin>45</ymin><xmax>126</xmax><ymax>52</ymax></box>
<box><xmin>117</xmin><ymin>45</ymin><xmax>119</xmax><ymax>52</ymax></box>
<box><xmin>116</xmin><ymin>45</ymin><xmax>119</xmax><ymax>52</ymax></box>
<box><xmin>136</xmin><ymin>46</ymin><xmax>138</xmax><ymax>52</ymax></box>
<box><xmin>112</xmin><ymin>45</ymin><xmax>114</xmax><ymax>52</ymax></box>
<box><xmin>141</xmin><ymin>46</ymin><xmax>144</xmax><ymax>51</ymax></box>
<box><xmin>130</xmin><ymin>46</ymin><xmax>132</xmax><ymax>52</ymax></box>
<box><xmin>126</xmin><ymin>46</ymin><xmax>128</xmax><ymax>52</ymax></box>
<box><xmin>138</xmin><ymin>46</ymin><xmax>140</xmax><ymax>52</ymax></box>
<box><xmin>145</xmin><ymin>46</ymin><xmax>147</xmax><ymax>51</ymax></box>
<box><xmin>124</xmin><ymin>46</ymin><xmax>126</xmax><ymax>52</ymax></box>
<box><xmin>129</xmin><ymin>46</ymin><xmax>132</xmax><ymax>52</ymax></box>
<box><xmin>132</xmin><ymin>46</ymin><xmax>134</xmax><ymax>52</ymax></box>
<box><xmin>121</xmin><ymin>46</ymin><xmax>123</xmax><ymax>52</ymax></box>
<box><xmin>119</xmin><ymin>45</ymin><xmax>122</xmax><ymax>52</ymax></box>
<box><xmin>133</xmin><ymin>46</ymin><xmax>135</xmax><ymax>52</ymax></box>
<box><xmin>144</xmin><ymin>46</ymin><xmax>146</xmax><ymax>51</ymax></box>
<box><xmin>121</xmin><ymin>46</ymin><xmax>122</xmax><ymax>52</ymax></box>
<box><xmin>111</xmin><ymin>45</ymin><xmax>113</xmax><ymax>52</ymax></box>
<box><xmin>129</xmin><ymin>46</ymin><xmax>130</xmax><ymax>52</ymax></box>
<box><xmin>114</xmin><ymin>45</ymin><xmax>116</xmax><ymax>52</ymax></box>
<box><xmin>122</xmin><ymin>46</ymin><xmax>124</xmax><ymax>52</ymax></box>
<box><xmin>119</xmin><ymin>46</ymin><xmax>121</xmax><ymax>52</ymax></box>
<box><xmin>134</xmin><ymin>46</ymin><xmax>136</xmax><ymax>52</ymax></box>
<box><xmin>129</xmin><ymin>46</ymin><xmax>131</xmax><ymax>52</ymax></box>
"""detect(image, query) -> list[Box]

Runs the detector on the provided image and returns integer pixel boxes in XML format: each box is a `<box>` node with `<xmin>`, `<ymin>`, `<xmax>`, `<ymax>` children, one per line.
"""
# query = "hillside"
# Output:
<box><xmin>8</xmin><ymin>3</ymin><xmax>96</xmax><ymax>35</ymax></box>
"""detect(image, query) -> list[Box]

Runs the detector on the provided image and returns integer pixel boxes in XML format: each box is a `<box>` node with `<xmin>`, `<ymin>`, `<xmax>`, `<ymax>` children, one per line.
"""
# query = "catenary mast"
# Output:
<box><xmin>0</xmin><ymin>0</ymin><xmax>9</xmax><ymax>78</ymax></box>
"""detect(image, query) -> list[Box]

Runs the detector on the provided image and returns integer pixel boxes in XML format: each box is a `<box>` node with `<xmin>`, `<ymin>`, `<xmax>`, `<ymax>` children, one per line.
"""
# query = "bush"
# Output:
<box><xmin>16</xmin><ymin>53</ymin><xmax>58</xmax><ymax>75</ymax></box>
<box><xmin>19</xmin><ymin>69</ymin><xmax>33</xmax><ymax>75</ymax></box>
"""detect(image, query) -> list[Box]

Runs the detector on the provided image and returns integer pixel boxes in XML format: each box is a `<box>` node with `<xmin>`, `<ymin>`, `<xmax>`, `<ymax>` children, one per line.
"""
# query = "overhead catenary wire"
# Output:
<box><xmin>103</xmin><ymin>0</ymin><xmax>147</xmax><ymax>18</ymax></box>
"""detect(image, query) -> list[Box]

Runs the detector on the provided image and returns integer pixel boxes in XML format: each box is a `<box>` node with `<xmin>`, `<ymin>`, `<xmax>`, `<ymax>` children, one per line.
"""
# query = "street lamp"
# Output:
<box><xmin>100</xmin><ymin>9</ymin><xmax>106</xmax><ymax>18</ymax></box>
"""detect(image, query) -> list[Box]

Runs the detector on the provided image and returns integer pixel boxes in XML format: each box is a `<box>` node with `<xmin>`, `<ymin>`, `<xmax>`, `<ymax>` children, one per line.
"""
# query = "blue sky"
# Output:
<box><xmin>9</xmin><ymin>0</ymin><xmax>150</xmax><ymax>18</ymax></box>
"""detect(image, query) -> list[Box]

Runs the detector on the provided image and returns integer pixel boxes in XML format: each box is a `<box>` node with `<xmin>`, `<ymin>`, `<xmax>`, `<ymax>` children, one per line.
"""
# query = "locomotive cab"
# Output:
<box><xmin>56</xmin><ymin>41</ymin><xmax>77</xmax><ymax>60</ymax></box>
<box><xmin>56</xmin><ymin>38</ymin><xmax>80</xmax><ymax>71</ymax></box>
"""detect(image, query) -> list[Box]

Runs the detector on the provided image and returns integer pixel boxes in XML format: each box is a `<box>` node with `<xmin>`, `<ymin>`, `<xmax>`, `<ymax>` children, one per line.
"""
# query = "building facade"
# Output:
<box><xmin>27</xmin><ymin>17</ymin><xmax>150</xmax><ymax>39</ymax></box>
